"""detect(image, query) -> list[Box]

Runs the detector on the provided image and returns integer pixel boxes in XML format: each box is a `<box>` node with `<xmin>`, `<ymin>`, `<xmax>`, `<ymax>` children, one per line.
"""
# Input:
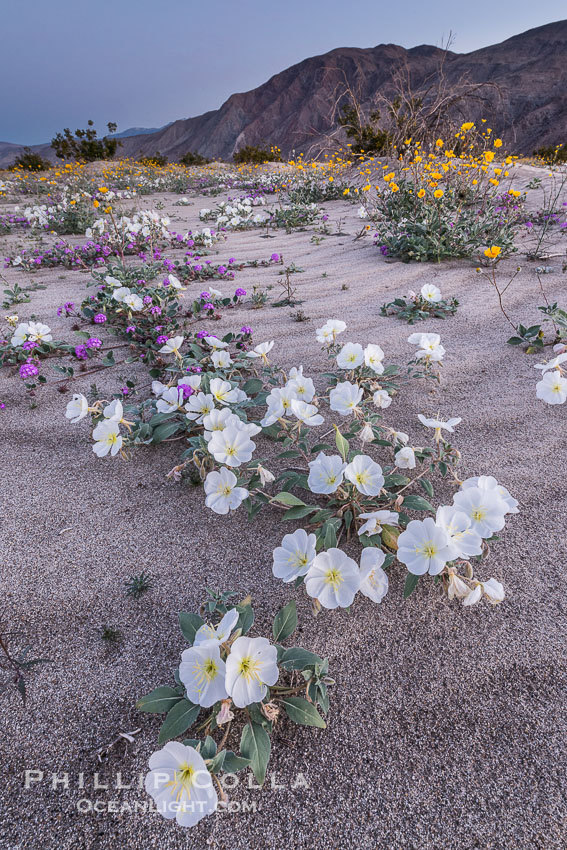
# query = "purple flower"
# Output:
<box><xmin>150</xmin><ymin>306</ymin><xmax>162</xmax><ymax>315</ymax></box>
<box><xmin>270</xmin><ymin>253</ymin><xmax>280</xmax><ymax>262</ymax></box>
<box><xmin>200</xmin><ymin>291</ymin><xmax>211</xmax><ymax>300</ymax></box>
<box><xmin>196</xmin><ymin>330</ymin><xmax>208</xmax><ymax>339</ymax></box>
<box><xmin>143</xmin><ymin>295</ymin><xmax>153</xmax><ymax>305</ymax></box>
<box><xmin>22</xmin><ymin>340</ymin><xmax>39</xmax><ymax>351</ymax></box>
<box><xmin>75</xmin><ymin>344</ymin><xmax>88</xmax><ymax>360</ymax></box>
<box><xmin>228</xmin><ymin>257</ymin><xmax>236</xmax><ymax>264</ymax></box>
<box><xmin>126</xmin><ymin>325</ymin><xmax>136</xmax><ymax>333</ymax></box>
<box><xmin>94</xmin><ymin>313</ymin><xmax>107</xmax><ymax>324</ymax></box>
<box><xmin>19</xmin><ymin>362</ymin><xmax>39</xmax><ymax>379</ymax></box>
<box><xmin>203</xmin><ymin>302</ymin><xmax>214</xmax><ymax>311</ymax></box>
<box><xmin>190</xmin><ymin>365</ymin><xmax>202</xmax><ymax>373</ymax></box>
<box><xmin>240</xmin><ymin>326</ymin><xmax>252</xmax><ymax>335</ymax></box>
<box><xmin>121</xmin><ymin>387</ymin><xmax>130</xmax><ymax>396</ymax></box>
<box><xmin>380</xmin><ymin>245</ymin><xmax>389</xmax><ymax>256</ymax></box>
<box><xmin>156</xmin><ymin>334</ymin><xmax>169</xmax><ymax>344</ymax></box>
<box><xmin>86</xmin><ymin>337</ymin><xmax>102</xmax><ymax>349</ymax></box>
<box><xmin>194</xmin><ymin>264</ymin><xmax>203</xmax><ymax>272</ymax></box>
<box><xmin>217</xmin><ymin>266</ymin><xmax>227</xmax><ymax>275</ymax></box>
<box><xmin>235</xmin><ymin>288</ymin><xmax>246</xmax><ymax>297</ymax></box>
<box><xmin>178</xmin><ymin>383</ymin><xmax>195</xmax><ymax>401</ymax></box>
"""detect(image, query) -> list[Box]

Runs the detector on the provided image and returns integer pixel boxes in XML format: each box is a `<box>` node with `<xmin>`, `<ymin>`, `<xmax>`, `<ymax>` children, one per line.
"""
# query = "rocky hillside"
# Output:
<box><xmin>2</xmin><ymin>19</ymin><xmax>566</xmax><ymax>167</ymax></box>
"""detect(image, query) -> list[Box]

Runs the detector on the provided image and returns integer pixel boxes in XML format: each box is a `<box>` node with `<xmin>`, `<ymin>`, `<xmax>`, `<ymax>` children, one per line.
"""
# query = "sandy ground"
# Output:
<box><xmin>1</xmin><ymin>168</ymin><xmax>566</xmax><ymax>850</ymax></box>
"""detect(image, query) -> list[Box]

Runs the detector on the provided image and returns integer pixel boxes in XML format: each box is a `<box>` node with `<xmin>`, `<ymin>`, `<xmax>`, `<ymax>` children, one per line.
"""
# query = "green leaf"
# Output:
<box><xmin>334</xmin><ymin>426</ymin><xmax>349</xmax><ymax>461</ymax></box>
<box><xmin>200</xmin><ymin>735</ymin><xmax>217</xmax><ymax>760</ymax></box>
<box><xmin>242</xmin><ymin>378</ymin><xmax>263</xmax><ymax>395</ymax></box>
<box><xmin>281</xmin><ymin>696</ymin><xmax>326</xmax><ymax>728</ymax></box>
<box><xmin>152</xmin><ymin>421</ymin><xmax>182</xmax><ymax>443</ymax></box>
<box><xmin>178</xmin><ymin>612</ymin><xmax>205</xmax><ymax>644</ymax></box>
<box><xmin>383</xmin><ymin>473</ymin><xmax>411</xmax><ymax>488</ymax></box>
<box><xmin>283</xmin><ymin>505</ymin><xmax>318</xmax><ymax>521</ymax></box>
<box><xmin>136</xmin><ymin>686</ymin><xmax>183</xmax><ymax>714</ymax></box>
<box><xmin>240</xmin><ymin>722</ymin><xmax>271</xmax><ymax>786</ymax></box>
<box><xmin>419</xmin><ymin>478</ymin><xmax>434</xmax><ymax>498</ymax></box>
<box><xmin>223</xmin><ymin>751</ymin><xmax>251</xmax><ymax>773</ymax></box>
<box><xmin>272</xmin><ymin>600</ymin><xmax>297</xmax><ymax>642</ymax></box>
<box><xmin>235</xmin><ymin>604</ymin><xmax>254</xmax><ymax>635</ymax></box>
<box><xmin>207</xmin><ymin>750</ymin><xmax>226</xmax><ymax>774</ymax></box>
<box><xmin>158</xmin><ymin>699</ymin><xmax>200</xmax><ymax>745</ymax></box>
<box><xmin>403</xmin><ymin>573</ymin><xmax>420</xmax><ymax>599</ymax></box>
<box><xmin>279</xmin><ymin>647</ymin><xmax>323</xmax><ymax>671</ymax></box>
<box><xmin>271</xmin><ymin>492</ymin><xmax>306</xmax><ymax>507</ymax></box>
<box><xmin>402</xmin><ymin>494</ymin><xmax>434</xmax><ymax>512</ymax></box>
<box><xmin>323</xmin><ymin>522</ymin><xmax>337</xmax><ymax>550</ymax></box>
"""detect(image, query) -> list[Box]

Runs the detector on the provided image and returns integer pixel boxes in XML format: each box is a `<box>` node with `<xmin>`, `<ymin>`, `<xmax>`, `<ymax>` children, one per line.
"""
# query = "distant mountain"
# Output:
<box><xmin>112</xmin><ymin>124</ymin><xmax>173</xmax><ymax>139</ymax></box>
<box><xmin>1</xmin><ymin>20</ymin><xmax>566</xmax><ymax>168</ymax></box>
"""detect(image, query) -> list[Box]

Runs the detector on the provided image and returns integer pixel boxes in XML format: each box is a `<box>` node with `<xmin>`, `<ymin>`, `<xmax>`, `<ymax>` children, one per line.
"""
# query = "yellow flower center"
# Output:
<box><xmin>324</xmin><ymin>568</ymin><xmax>343</xmax><ymax>590</ymax></box>
<box><xmin>417</xmin><ymin>541</ymin><xmax>438</xmax><ymax>559</ymax></box>
<box><xmin>237</xmin><ymin>655</ymin><xmax>261</xmax><ymax>682</ymax></box>
<box><xmin>472</xmin><ymin>508</ymin><xmax>486</xmax><ymax>521</ymax></box>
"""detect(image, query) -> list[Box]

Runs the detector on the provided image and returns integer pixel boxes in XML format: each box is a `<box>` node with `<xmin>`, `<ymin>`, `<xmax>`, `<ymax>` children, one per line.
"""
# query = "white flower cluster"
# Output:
<box><xmin>407</xmin><ymin>331</ymin><xmax>445</xmax><ymax>362</ymax></box>
<box><xmin>200</xmin><ymin>196</ymin><xmax>268</xmax><ymax>229</ymax></box>
<box><xmin>535</xmin><ymin>344</ymin><xmax>567</xmax><ymax>405</ymax></box>
<box><xmin>10</xmin><ymin>320</ymin><xmax>52</xmax><ymax>347</ymax></box>
<box><xmin>85</xmin><ymin>210</ymin><xmax>171</xmax><ymax>241</ymax></box>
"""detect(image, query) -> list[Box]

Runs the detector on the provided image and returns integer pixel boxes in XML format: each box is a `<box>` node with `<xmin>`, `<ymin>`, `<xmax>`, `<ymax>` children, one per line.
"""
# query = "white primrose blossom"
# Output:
<box><xmin>364</xmin><ymin>344</ymin><xmax>385</xmax><ymax>374</ymax></box>
<box><xmin>408</xmin><ymin>332</ymin><xmax>445</xmax><ymax>362</ymax></box>
<box><xmin>145</xmin><ymin>742</ymin><xmax>217</xmax><ymax>828</ymax></box>
<box><xmin>209</xmin><ymin>377</ymin><xmax>245</xmax><ymax>406</ymax></box>
<box><xmin>185</xmin><ymin>392</ymin><xmax>215</xmax><ymax>423</ymax></box>
<box><xmin>65</xmin><ymin>393</ymin><xmax>89</xmax><ymax>423</ymax></box>
<box><xmin>418</xmin><ymin>414</ymin><xmax>461</xmax><ymax>440</ymax></box>
<box><xmin>179</xmin><ymin>643</ymin><xmax>228</xmax><ymax>708</ymax></box>
<box><xmin>373</xmin><ymin>389</ymin><xmax>392</xmax><ymax>409</ymax></box>
<box><xmin>305</xmin><ymin>548</ymin><xmax>360</xmax><ymax>609</ymax></box>
<box><xmin>272</xmin><ymin>529</ymin><xmax>317</xmax><ymax>582</ymax></box>
<box><xmin>536</xmin><ymin>370</ymin><xmax>567</xmax><ymax>405</ymax></box>
<box><xmin>358</xmin><ymin>510</ymin><xmax>399</xmax><ymax>537</ymax></box>
<box><xmin>246</xmin><ymin>341</ymin><xmax>274</xmax><ymax>363</ymax></box>
<box><xmin>460</xmin><ymin>476</ymin><xmax>519</xmax><ymax>514</ymax></box>
<box><xmin>329</xmin><ymin>381</ymin><xmax>363</xmax><ymax>416</ymax></box>
<box><xmin>193</xmin><ymin>608</ymin><xmax>239</xmax><ymax>647</ymax></box>
<box><xmin>286</xmin><ymin>374</ymin><xmax>315</xmax><ymax>402</ymax></box>
<box><xmin>359</xmin><ymin>548</ymin><xmax>389</xmax><ymax>603</ymax></box>
<box><xmin>344</xmin><ymin>454</ymin><xmax>385</xmax><ymax>496</ymax></box>
<box><xmin>204</xmin><ymin>336</ymin><xmax>229</xmax><ymax>350</ymax></box>
<box><xmin>260</xmin><ymin>386</ymin><xmax>298</xmax><ymax>427</ymax></box>
<box><xmin>316</xmin><ymin>319</ymin><xmax>347</xmax><ymax>345</ymax></box>
<box><xmin>435</xmin><ymin>506</ymin><xmax>483</xmax><ymax>560</ymax></box>
<box><xmin>159</xmin><ymin>335</ymin><xmax>185</xmax><ymax>356</ymax></box>
<box><xmin>92</xmin><ymin>420</ymin><xmax>122</xmax><ymax>458</ymax></box>
<box><xmin>11</xmin><ymin>320</ymin><xmax>52</xmax><ymax>346</ymax></box>
<box><xmin>420</xmin><ymin>283</ymin><xmax>442</xmax><ymax>303</ymax></box>
<box><xmin>307</xmin><ymin>452</ymin><xmax>347</xmax><ymax>494</ymax></box>
<box><xmin>225</xmin><ymin>636</ymin><xmax>279</xmax><ymax>708</ymax></box>
<box><xmin>204</xmin><ymin>467</ymin><xmax>249</xmax><ymax>514</ymax></box>
<box><xmin>397</xmin><ymin>517</ymin><xmax>452</xmax><ymax>575</ymax></box>
<box><xmin>336</xmin><ymin>342</ymin><xmax>364</xmax><ymax>370</ymax></box>
<box><xmin>207</xmin><ymin>425</ymin><xmax>256</xmax><ymax>467</ymax></box>
<box><xmin>212</xmin><ymin>350</ymin><xmax>232</xmax><ymax>369</ymax></box>
<box><xmin>290</xmin><ymin>399</ymin><xmax>324</xmax><ymax>427</ymax></box>
<box><xmin>156</xmin><ymin>387</ymin><xmax>185</xmax><ymax>414</ymax></box>
<box><xmin>452</xmin><ymin>486</ymin><xmax>507</xmax><ymax>538</ymax></box>
<box><xmin>395</xmin><ymin>446</ymin><xmax>416</xmax><ymax>469</ymax></box>
<box><xmin>463</xmin><ymin>578</ymin><xmax>505</xmax><ymax>607</ymax></box>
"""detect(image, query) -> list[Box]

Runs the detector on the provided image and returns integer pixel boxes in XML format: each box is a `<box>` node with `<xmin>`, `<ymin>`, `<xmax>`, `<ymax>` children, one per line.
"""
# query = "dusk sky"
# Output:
<box><xmin>2</xmin><ymin>0</ymin><xmax>565</xmax><ymax>144</ymax></box>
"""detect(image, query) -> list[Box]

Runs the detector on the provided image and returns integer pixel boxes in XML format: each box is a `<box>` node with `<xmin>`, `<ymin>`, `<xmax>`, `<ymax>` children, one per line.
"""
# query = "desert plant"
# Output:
<box><xmin>233</xmin><ymin>145</ymin><xmax>282</xmax><ymax>164</ymax></box>
<box><xmin>138</xmin><ymin>152</ymin><xmax>168</xmax><ymax>166</ymax></box>
<box><xmin>179</xmin><ymin>150</ymin><xmax>209</xmax><ymax>166</ymax></box>
<box><xmin>51</xmin><ymin>120</ymin><xmax>121</xmax><ymax>161</ymax></box>
<box><xmin>9</xmin><ymin>147</ymin><xmax>51</xmax><ymax>172</ymax></box>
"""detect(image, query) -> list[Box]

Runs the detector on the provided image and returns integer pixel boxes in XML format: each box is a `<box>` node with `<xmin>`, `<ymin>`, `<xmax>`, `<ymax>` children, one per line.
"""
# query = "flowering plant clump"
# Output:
<box><xmin>381</xmin><ymin>283</ymin><xmax>459</xmax><ymax>323</ymax></box>
<box><xmin>137</xmin><ymin>593</ymin><xmax>331</xmax><ymax>826</ymax></box>
<box><xmin>199</xmin><ymin>195</ymin><xmax>268</xmax><ymax>230</ymax></box>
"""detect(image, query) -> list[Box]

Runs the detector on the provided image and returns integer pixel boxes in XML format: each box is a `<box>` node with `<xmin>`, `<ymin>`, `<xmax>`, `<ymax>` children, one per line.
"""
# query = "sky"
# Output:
<box><xmin>1</xmin><ymin>0</ymin><xmax>565</xmax><ymax>144</ymax></box>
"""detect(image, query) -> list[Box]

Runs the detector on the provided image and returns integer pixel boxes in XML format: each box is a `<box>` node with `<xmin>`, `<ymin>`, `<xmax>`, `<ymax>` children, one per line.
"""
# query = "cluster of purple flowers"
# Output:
<box><xmin>57</xmin><ymin>301</ymin><xmax>75</xmax><ymax>317</ymax></box>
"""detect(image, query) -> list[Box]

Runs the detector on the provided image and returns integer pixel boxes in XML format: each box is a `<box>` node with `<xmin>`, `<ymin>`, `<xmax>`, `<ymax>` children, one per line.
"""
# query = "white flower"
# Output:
<box><xmin>185</xmin><ymin>392</ymin><xmax>215</xmax><ymax>423</ymax></box>
<box><xmin>395</xmin><ymin>447</ymin><xmax>416</xmax><ymax>469</ymax></box>
<box><xmin>105</xmin><ymin>275</ymin><xmax>122</xmax><ymax>287</ymax></box>
<box><xmin>202</xmin><ymin>407</ymin><xmax>233</xmax><ymax>441</ymax></box>
<box><xmin>534</xmin><ymin>352</ymin><xmax>567</xmax><ymax>373</ymax></box>
<box><xmin>462</xmin><ymin>585</ymin><xmax>483</xmax><ymax>606</ymax></box>
<box><xmin>156</xmin><ymin>387</ymin><xmax>184</xmax><ymax>414</ymax></box>
<box><xmin>420</xmin><ymin>283</ymin><xmax>442</xmax><ymax>303</ymax></box>
<box><xmin>159</xmin><ymin>336</ymin><xmax>184</xmax><ymax>356</ymax></box>
<box><xmin>179</xmin><ymin>643</ymin><xmax>227</xmax><ymax>708</ymax></box>
<box><xmin>316</xmin><ymin>319</ymin><xmax>346</xmax><ymax>345</ymax></box>
<box><xmin>364</xmin><ymin>344</ymin><xmax>385</xmax><ymax>374</ymax></box>
<box><xmin>124</xmin><ymin>293</ymin><xmax>144</xmax><ymax>311</ymax></box>
<box><xmin>260</xmin><ymin>386</ymin><xmax>297</xmax><ymax>427</ymax></box>
<box><xmin>305</xmin><ymin>548</ymin><xmax>360</xmax><ymax>609</ymax></box>
<box><xmin>178</xmin><ymin>375</ymin><xmax>202</xmax><ymax>392</ymax></box>
<box><xmin>307</xmin><ymin>452</ymin><xmax>347</xmax><ymax>494</ymax></box>
<box><xmin>389</xmin><ymin>429</ymin><xmax>409</xmax><ymax>446</ymax></box>
<box><xmin>211</xmin><ymin>350</ymin><xmax>232</xmax><ymax>369</ymax></box>
<box><xmin>358</xmin><ymin>205</ymin><xmax>368</xmax><ymax>219</ymax></box>
<box><xmin>336</xmin><ymin>342</ymin><xmax>364</xmax><ymax>370</ymax></box>
<box><xmin>204</xmin><ymin>467</ymin><xmax>249</xmax><ymax>514</ymax></box>
<box><xmin>447</xmin><ymin>572</ymin><xmax>471</xmax><ymax>600</ymax></box>
<box><xmin>65</xmin><ymin>393</ymin><xmax>88</xmax><ymax>423</ymax></box>
<box><xmin>359</xmin><ymin>548</ymin><xmax>389</xmax><ymax>603</ymax></box>
<box><xmin>359</xmin><ymin>422</ymin><xmax>374</xmax><ymax>443</ymax></box>
<box><xmin>112</xmin><ymin>286</ymin><xmax>131</xmax><ymax>303</ymax></box>
<box><xmin>92</xmin><ymin>420</ymin><xmax>122</xmax><ymax>458</ymax></box>
<box><xmin>11</xmin><ymin>320</ymin><xmax>52</xmax><ymax>346</ymax></box>
<box><xmin>288</xmin><ymin>366</ymin><xmax>304</xmax><ymax>380</ymax></box>
<box><xmin>167</xmin><ymin>273</ymin><xmax>183</xmax><ymax>289</ymax></box>
<box><xmin>452</xmin><ymin>486</ymin><xmax>507</xmax><ymax>538</ymax></box>
<box><xmin>145</xmin><ymin>741</ymin><xmax>217</xmax><ymax>827</ymax></box>
<box><xmin>344</xmin><ymin>454</ymin><xmax>384</xmax><ymax>496</ymax></box>
<box><xmin>408</xmin><ymin>331</ymin><xmax>445</xmax><ymax>362</ymax></box>
<box><xmin>373</xmin><ymin>389</ymin><xmax>392</xmax><ymax>409</ymax></box>
<box><xmin>290</xmin><ymin>399</ymin><xmax>324</xmax><ymax>426</ymax></box>
<box><xmin>358</xmin><ymin>510</ymin><xmax>399</xmax><ymax>537</ymax></box>
<box><xmin>435</xmin><ymin>505</ymin><xmax>483</xmax><ymax>560</ymax></box>
<box><xmin>329</xmin><ymin>381</ymin><xmax>363</xmax><ymax>416</ymax></box>
<box><xmin>246</xmin><ymin>341</ymin><xmax>274</xmax><ymax>362</ymax></box>
<box><xmin>481</xmin><ymin>577</ymin><xmax>505</xmax><ymax>604</ymax></box>
<box><xmin>418</xmin><ymin>414</ymin><xmax>461</xmax><ymax>439</ymax></box>
<box><xmin>225</xmin><ymin>636</ymin><xmax>279</xmax><ymax>707</ymax></box>
<box><xmin>204</xmin><ymin>336</ymin><xmax>228</xmax><ymax>350</ymax></box>
<box><xmin>397</xmin><ymin>517</ymin><xmax>452</xmax><ymax>575</ymax></box>
<box><xmin>209</xmin><ymin>377</ymin><xmax>243</xmax><ymax>406</ymax></box>
<box><xmin>194</xmin><ymin>609</ymin><xmax>239</xmax><ymax>647</ymax></box>
<box><xmin>208</xmin><ymin>425</ymin><xmax>255</xmax><ymax>467</ymax></box>
<box><xmin>460</xmin><ymin>476</ymin><xmax>519</xmax><ymax>514</ymax></box>
<box><xmin>103</xmin><ymin>399</ymin><xmax>124</xmax><ymax>422</ymax></box>
<box><xmin>286</xmin><ymin>375</ymin><xmax>315</xmax><ymax>402</ymax></box>
<box><xmin>536</xmin><ymin>370</ymin><xmax>567</xmax><ymax>405</ymax></box>
<box><xmin>256</xmin><ymin>464</ymin><xmax>275</xmax><ymax>485</ymax></box>
<box><xmin>272</xmin><ymin>529</ymin><xmax>317</xmax><ymax>582</ymax></box>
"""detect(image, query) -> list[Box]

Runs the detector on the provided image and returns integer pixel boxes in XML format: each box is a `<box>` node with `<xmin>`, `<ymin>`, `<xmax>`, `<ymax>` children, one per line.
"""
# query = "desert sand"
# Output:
<box><xmin>0</xmin><ymin>167</ymin><xmax>566</xmax><ymax>849</ymax></box>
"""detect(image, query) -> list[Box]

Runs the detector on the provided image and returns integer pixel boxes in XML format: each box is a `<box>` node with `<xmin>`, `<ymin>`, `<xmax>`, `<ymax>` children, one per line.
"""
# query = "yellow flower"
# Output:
<box><xmin>494</xmin><ymin>139</ymin><xmax>503</xmax><ymax>148</ymax></box>
<box><xmin>435</xmin><ymin>139</ymin><xmax>444</xmax><ymax>148</ymax></box>
<box><xmin>484</xmin><ymin>151</ymin><xmax>495</xmax><ymax>163</ymax></box>
<box><xmin>99</xmin><ymin>186</ymin><xmax>108</xmax><ymax>194</ymax></box>
<box><xmin>390</xmin><ymin>183</ymin><xmax>399</xmax><ymax>192</ymax></box>
<box><xmin>417</xmin><ymin>188</ymin><xmax>426</xmax><ymax>198</ymax></box>
<box><xmin>93</xmin><ymin>200</ymin><xmax>100</xmax><ymax>208</ymax></box>
<box><xmin>484</xmin><ymin>246</ymin><xmax>501</xmax><ymax>259</ymax></box>
<box><xmin>461</xmin><ymin>122</ymin><xmax>474</xmax><ymax>131</ymax></box>
<box><xmin>433</xmin><ymin>189</ymin><xmax>444</xmax><ymax>199</ymax></box>
<box><xmin>384</xmin><ymin>172</ymin><xmax>395</xmax><ymax>182</ymax></box>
